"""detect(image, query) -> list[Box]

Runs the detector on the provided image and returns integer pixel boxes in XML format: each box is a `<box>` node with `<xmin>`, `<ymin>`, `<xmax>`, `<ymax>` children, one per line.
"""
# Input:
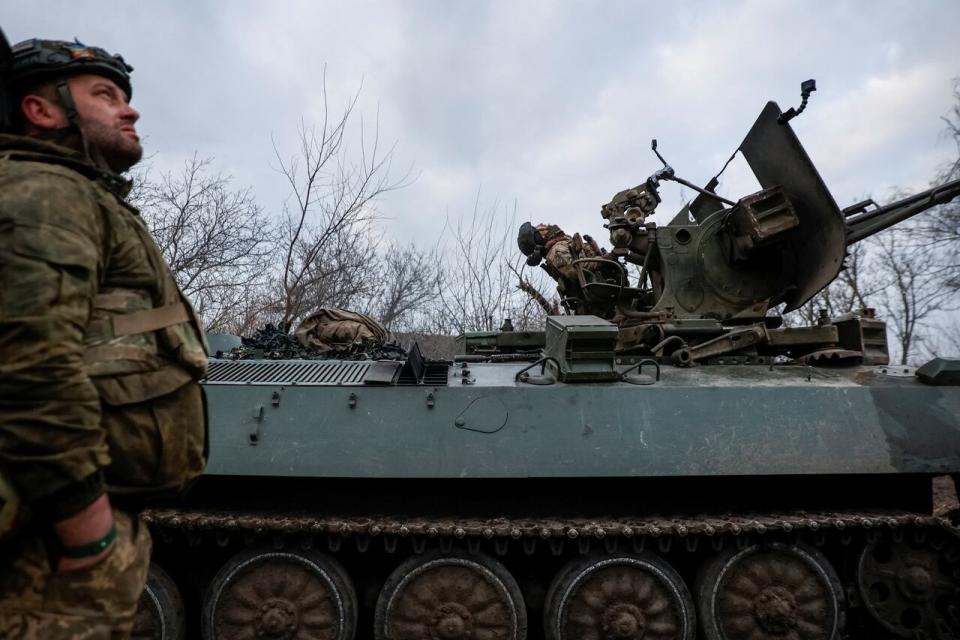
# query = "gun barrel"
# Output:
<box><xmin>845</xmin><ymin>177</ymin><xmax>960</xmax><ymax>244</ymax></box>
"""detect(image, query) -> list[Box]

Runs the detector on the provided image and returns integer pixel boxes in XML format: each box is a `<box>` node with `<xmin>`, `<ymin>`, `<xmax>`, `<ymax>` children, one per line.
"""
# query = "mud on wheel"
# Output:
<box><xmin>695</xmin><ymin>542</ymin><xmax>845</xmax><ymax>640</ymax></box>
<box><xmin>543</xmin><ymin>552</ymin><xmax>695</xmax><ymax>640</ymax></box>
<box><xmin>201</xmin><ymin>548</ymin><xmax>357</xmax><ymax>640</ymax></box>
<box><xmin>374</xmin><ymin>550</ymin><xmax>527</xmax><ymax>640</ymax></box>
<box><xmin>143</xmin><ymin>505</ymin><xmax>960</xmax><ymax>640</ymax></box>
<box><xmin>133</xmin><ymin>563</ymin><xmax>186</xmax><ymax>640</ymax></box>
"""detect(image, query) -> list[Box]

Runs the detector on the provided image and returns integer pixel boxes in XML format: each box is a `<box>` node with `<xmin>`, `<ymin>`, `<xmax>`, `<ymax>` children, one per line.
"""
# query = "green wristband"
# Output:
<box><xmin>59</xmin><ymin>524</ymin><xmax>118</xmax><ymax>559</ymax></box>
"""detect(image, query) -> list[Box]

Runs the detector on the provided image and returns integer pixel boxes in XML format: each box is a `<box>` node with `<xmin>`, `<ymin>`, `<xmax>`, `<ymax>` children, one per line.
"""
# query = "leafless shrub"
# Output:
<box><xmin>433</xmin><ymin>194</ymin><xmax>516</xmax><ymax>333</ymax></box>
<box><xmin>940</xmin><ymin>77</ymin><xmax>960</xmax><ymax>182</ymax></box>
<box><xmin>936</xmin><ymin>323</ymin><xmax>960</xmax><ymax>356</ymax></box>
<box><xmin>132</xmin><ymin>154</ymin><xmax>275</xmax><ymax>331</ymax></box>
<box><xmin>366</xmin><ymin>242</ymin><xmax>441</xmax><ymax>331</ymax></box>
<box><xmin>872</xmin><ymin>224</ymin><xmax>958</xmax><ymax>364</ymax></box>
<box><xmin>915</xmin><ymin>78</ymin><xmax>960</xmax><ymax>292</ymax></box>
<box><xmin>787</xmin><ymin>242</ymin><xmax>885</xmax><ymax>327</ymax></box>
<box><xmin>431</xmin><ymin>194</ymin><xmax>552</xmax><ymax>334</ymax></box>
<box><xmin>785</xmin><ymin>219</ymin><xmax>955</xmax><ymax>364</ymax></box>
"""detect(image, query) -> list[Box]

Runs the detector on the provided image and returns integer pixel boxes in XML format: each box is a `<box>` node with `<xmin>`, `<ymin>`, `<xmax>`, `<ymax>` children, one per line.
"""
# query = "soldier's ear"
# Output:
<box><xmin>20</xmin><ymin>93</ymin><xmax>68</xmax><ymax>131</ymax></box>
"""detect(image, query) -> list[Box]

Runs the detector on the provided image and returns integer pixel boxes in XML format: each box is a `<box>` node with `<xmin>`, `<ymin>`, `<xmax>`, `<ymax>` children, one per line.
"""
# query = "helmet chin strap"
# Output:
<box><xmin>50</xmin><ymin>78</ymin><xmax>111</xmax><ymax>172</ymax></box>
<box><xmin>55</xmin><ymin>79</ymin><xmax>78</xmax><ymax>125</ymax></box>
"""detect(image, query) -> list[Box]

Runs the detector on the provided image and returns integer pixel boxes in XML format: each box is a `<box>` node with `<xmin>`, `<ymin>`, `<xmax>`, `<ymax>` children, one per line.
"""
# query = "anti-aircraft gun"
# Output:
<box><xmin>518</xmin><ymin>80</ymin><xmax>960</xmax><ymax>368</ymax></box>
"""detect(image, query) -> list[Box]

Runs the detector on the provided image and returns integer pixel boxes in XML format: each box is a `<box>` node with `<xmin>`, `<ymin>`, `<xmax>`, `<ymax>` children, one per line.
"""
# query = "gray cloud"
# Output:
<box><xmin>7</xmin><ymin>0</ymin><xmax>960</xmax><ymax>246</ymax></box>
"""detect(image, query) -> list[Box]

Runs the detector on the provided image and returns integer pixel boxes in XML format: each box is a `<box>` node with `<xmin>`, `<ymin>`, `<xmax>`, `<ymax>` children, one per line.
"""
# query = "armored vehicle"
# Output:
<box><xmin>135</xmin><ymin>84</ymin><xmax>960</xmax><ymax>640</ymax></box>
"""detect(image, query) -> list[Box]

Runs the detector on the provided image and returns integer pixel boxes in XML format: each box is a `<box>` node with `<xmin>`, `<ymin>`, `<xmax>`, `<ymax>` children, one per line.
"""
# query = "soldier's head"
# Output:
<box><xmin>3</xmin><ymin>37</ymin><xmax>141</xmax><ymax>173</ymax></box>
<box><xmin>518</xmin><ymin>222</ymin><xmax>568</xmax><ymax>266</ymax></box>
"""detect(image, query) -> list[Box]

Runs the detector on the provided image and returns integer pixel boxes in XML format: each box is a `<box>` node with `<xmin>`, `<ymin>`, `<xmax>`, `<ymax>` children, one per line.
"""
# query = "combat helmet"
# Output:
<box><xmin>0</xmin><ymin>27</ymin><xmax>133</xmax><ymax>133</ymax></box>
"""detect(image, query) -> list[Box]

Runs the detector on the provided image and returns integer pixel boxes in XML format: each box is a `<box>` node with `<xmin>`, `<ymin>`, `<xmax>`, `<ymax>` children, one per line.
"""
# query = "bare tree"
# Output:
<box><xmin>785</xmin><ymin>219</ymin><xmax>955</xmax><ymax>363</ymax></box>
<box><xmin>872</xmin><ymin>226</ymin><xmax>958</xmax><ymax>364</ymax></box>
<box><xmin>789</xmin><ymin>241</ymin><xmax>885</xmax><ymax>326</ymax></box>
<box><xmin>366</xmin><ymin>242</ymin><xmax>441</xmax><ymax>331</ymax></box>
<box><xmin>937</xmin><ymin>322</ymin><xmax>960</xmax><ymax>356</ymax></box>
<box><xmin>133</xmin><ymin>155</ymin><xmax>275</xmax><ymax>331</ymax></box>
<box><xmin>783</xmin><ymin>78</ymin><xmax>960</xmax><ymax>362</ymax></box>
<box><xmin>916</xmin><ymin>78</ymin><xmax>960</xmax><ymax>292</ymax></box>
<box><xmin>291</xmin><ymin>220</ymin><xmax>382</xmax><ymax>316</ymax></box>
<box><xmin>432</xmin><ymin>195</ymin><xmax>521</xmax><ymax>333</ymax></box>
<box><xmin>903</xmin><ymin>77</ymin><xmax>960</xmax><ymax>358</ymax></box>
<box><xmin>214</xmin><ymin>286</ymin><xmax>279</xmax><ymax>337</ymax></box>
<box><xmin>273</xmin><ymin>72</ymin><xmax>409</xmax><ymax>328</ymax></box>
<box><xmin>941</xmin><ymin>77</ymin><xmax>960</xmax><ymax>182</ymax></box>
<box><xmin>508</xmin><ymin>261</ymin><xmax>561</xmax><ymax>316</ymax></box>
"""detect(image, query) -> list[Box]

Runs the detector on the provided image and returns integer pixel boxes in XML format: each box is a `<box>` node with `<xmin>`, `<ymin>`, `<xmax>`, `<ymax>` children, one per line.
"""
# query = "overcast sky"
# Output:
<box><xmin>8</xmin><ymin>1</ymin><xmax>960</xmax><ymax>245</ymax></box>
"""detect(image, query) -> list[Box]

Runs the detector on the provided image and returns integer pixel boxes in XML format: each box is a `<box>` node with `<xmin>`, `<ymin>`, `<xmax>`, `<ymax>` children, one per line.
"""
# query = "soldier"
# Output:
<box><xmin>0</xmin><ymin>35</ymin><xmax>208</xmax><ymax>638</ymax></box>
<box><xmin>518</xmin><ymin>221</ymin><xmax>609</xmax><ymax>287</ymax></box>
<box><xmin>534</xmin><ymin>223</ymin><xmax>603</xmax><ymax>281</ymax></box>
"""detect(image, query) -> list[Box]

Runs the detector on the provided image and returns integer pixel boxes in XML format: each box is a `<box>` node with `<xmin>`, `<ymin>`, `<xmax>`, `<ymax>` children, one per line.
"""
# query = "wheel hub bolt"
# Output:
<box><xmin>432</xmin><ymin>602</ymin><xmax>472</xmax><ymax>639</ymax></box>
<box><xmin>898</xmin><ymin>565</ymin><xmax>933</xmax><ymax>601</ymax></box>
<box><xmin>754</xmin><ymin>586</ymin><xmax>797</xmax><ymax>634</ymax></box>
<box><xmin>602</xmin><ymin>603</ymin><xmax>646</xmax><ymax>639</ymax></box>
<box><xmin>612</xmin><ymin>613</ymin><xmax>637</xmax><ymax>637</ymax></box>
<box><xmin>437</xmin><ymin>616</ymin><xmax>465</xmax><ymax>638</ymax></box>
<box><xmin>257</xmin><ymin>598</ymin><xmax>298</xmax><ymax>639</ymax></box>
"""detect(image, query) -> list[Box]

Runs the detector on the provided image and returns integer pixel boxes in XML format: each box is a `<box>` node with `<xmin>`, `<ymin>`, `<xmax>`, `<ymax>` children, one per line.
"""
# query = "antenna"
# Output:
<box><xmin>648</xmin><ymin>138</ymin><xmax>735</xmax><ymax>206</ymax></box>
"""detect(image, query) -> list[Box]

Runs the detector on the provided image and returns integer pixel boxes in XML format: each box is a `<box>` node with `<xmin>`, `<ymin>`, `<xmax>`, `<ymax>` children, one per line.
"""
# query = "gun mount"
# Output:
<box><xmin>519</xmin><ymin>82</ymin><xmax>960</xmax><ymax>367</ymax></box>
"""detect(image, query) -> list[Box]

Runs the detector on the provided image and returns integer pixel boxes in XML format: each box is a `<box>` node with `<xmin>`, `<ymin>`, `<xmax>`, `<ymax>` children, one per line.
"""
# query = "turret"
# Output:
<box><xmin>519</xmin><ymin>82</ymin><xmax>960</xmax><ymax>366</ymax></box>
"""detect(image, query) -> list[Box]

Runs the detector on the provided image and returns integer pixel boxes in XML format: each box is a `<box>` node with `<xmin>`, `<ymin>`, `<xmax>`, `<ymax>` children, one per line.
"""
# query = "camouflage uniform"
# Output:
<box><xmin>537</xmin><ymin>224</ymin><xmax>602</xmax><ymax>282</ymax></box>
<box><xmin>0</xmin><ymin>134</ymin><xmax>208</xmax><ymax>638</ymax></box>
<box><xmin>0</xmin><ymin>511</ymin><xmax>150</xmax><ymax>640</ymax></box>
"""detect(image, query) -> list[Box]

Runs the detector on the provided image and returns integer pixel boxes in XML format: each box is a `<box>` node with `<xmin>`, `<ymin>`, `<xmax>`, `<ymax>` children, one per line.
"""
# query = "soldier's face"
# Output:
<box><xmin>69</xmin><ymin>74</ymin><xmax>143</xmax><ymax>172</ymax></box>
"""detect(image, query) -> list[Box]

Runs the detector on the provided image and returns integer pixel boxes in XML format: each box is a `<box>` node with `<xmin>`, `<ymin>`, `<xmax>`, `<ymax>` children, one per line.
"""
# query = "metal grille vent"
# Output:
<box><xmin>423</xmin><ymin>363</ymin><xmax>450</xmax><ymax>385</ymax></box>
<box><xmin>205</xmin><ymin>360</ymin><xmax>371</xmax><ymax>385</ymax></box>
<box><xmin>397</xmin><ymin>362</ymin><xmax>450</xmax><ymax>386</ymax></box>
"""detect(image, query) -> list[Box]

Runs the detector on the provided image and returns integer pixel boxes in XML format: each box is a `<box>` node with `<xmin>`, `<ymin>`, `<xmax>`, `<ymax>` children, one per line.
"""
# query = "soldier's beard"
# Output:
<box><xmin>78</xmin><ymin>117</ymin><xmax>144</xmax><ymax>174</ymax></box>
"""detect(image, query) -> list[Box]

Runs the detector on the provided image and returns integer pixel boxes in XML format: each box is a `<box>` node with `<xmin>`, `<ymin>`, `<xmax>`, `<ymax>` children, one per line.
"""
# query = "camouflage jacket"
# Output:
<box><xmin>0</xmin><ymin>135</ymin><xmax>208</xmax><ymax>522</ymax></box>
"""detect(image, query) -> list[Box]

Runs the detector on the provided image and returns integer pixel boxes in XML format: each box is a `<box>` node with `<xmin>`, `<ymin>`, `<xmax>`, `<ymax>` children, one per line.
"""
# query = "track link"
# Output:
<box><xmin>142</xmin><ymin>506</ymin><xmax>959</xmax><ymax>543</ymax></box>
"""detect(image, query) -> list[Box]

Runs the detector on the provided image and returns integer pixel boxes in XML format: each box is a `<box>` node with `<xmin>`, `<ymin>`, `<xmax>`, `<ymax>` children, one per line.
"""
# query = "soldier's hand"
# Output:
<box><xmin>53</xmin><ymin>493</ymin><xmax>117</xmax><ymax>571</ymax></box>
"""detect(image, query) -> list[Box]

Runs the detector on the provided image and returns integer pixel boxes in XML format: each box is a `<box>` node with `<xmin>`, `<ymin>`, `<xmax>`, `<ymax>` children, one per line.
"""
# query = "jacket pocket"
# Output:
<box><xmin>3</xmin><ymin>222</ymin><xmax>96</xmax><ymax>320</ymax></box>
<box><xmin>102</xmin><ymin>381</ymin><xmax>206</xmax><ymax>496</ymax></box>
<box><xmin>12</xmin><ymin>222</ymin><xmax>94</xmax><ymax>269</ymax></box>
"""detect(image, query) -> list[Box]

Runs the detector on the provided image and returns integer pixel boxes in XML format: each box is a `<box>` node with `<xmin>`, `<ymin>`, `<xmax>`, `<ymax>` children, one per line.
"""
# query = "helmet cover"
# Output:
<box><xmin>7</xmin><ymin>38</ymin><xmax>133</xmax><ymax>99</ymax></box>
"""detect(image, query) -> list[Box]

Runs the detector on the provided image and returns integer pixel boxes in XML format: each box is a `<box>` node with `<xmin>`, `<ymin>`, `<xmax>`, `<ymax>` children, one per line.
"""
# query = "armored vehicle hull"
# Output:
<box><xmin>137</xmin><ymin>355</ymin><xmax>960</xmax><ymax>640</ymax></box>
